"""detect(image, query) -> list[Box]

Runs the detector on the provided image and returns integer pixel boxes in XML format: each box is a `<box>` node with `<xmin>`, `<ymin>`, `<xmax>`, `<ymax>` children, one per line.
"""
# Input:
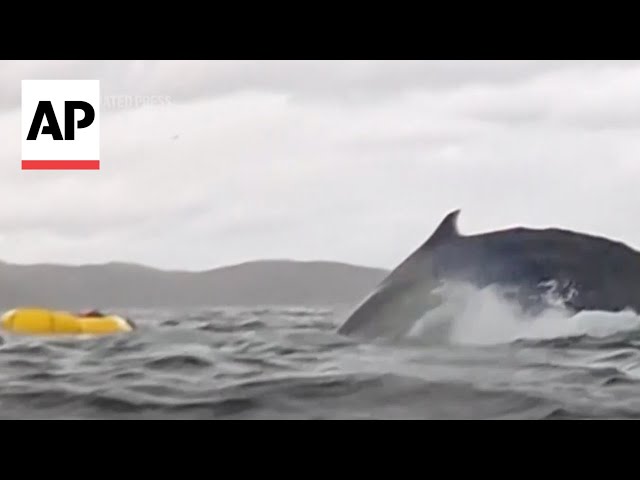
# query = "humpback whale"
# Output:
<box><xmin>337</xmin><ymin>210</ymin><xmax>640</xmax><ymax>339</ymax></box>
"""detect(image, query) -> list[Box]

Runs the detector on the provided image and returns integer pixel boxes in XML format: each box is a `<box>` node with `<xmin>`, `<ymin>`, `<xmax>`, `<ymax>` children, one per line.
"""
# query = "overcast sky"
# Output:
<box><xmin>1</xmin><ymin>60</ymin><xmax>640</xmax><ymax>271</ymax></box>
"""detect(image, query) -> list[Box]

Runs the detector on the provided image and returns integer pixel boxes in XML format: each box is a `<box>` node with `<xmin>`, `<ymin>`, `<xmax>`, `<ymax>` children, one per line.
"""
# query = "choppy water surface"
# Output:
<box><xmin>2</xmin><ymin>294</ymin><xmax>640</xmax><ymax>419</ymax></box>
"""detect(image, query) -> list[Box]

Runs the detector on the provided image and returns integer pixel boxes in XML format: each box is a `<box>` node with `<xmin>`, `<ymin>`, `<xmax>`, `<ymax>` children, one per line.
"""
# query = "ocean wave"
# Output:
<box><xmin>0</xmin><ymin>305</ymin><xmax>640</xmax><ymax>418</ymax></box>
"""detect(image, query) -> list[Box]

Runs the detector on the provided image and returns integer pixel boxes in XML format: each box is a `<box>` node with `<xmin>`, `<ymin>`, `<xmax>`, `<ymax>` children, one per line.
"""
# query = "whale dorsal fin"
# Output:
<box><xmin>420</xmin><ymin>209</ymin><xmax>461</xmax><ymax>249</ymax></box>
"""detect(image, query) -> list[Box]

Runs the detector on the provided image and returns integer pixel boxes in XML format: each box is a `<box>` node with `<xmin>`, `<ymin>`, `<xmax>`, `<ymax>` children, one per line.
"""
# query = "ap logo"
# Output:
<box><xmin>21</xmin><ymin>80</ymin><xmax>100</xmax><ymax>170</ymax></box>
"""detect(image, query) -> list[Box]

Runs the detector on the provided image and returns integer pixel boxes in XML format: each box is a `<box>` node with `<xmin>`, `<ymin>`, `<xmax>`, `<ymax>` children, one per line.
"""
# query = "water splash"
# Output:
<box><xmin>406</xmin><ymin>281</ymin><xmax>640</xmax><ymax>346</ymax></box>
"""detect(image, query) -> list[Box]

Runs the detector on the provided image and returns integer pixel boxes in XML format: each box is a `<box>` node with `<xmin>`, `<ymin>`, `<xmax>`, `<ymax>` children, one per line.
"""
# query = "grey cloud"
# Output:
<box><xmin>562</xmin><ymin>109</ymin><xmax>640</xmax><ymax>131</ymax></box>
<box><xmin>341</xmin><ymin>129</ymin><xmax>472</xmax><ymax>155</ymax></box>
<box><xmin>3</xmin><ymin>61</ymin><xmax>640</xmax><ymax>270</ymax></box>
<box><xmin>448</xmin><ymin>62</ymin><xmax>640</xmax><ymax>131</ymax></box>
<box><xmin>471</xmin><ymin>107</ymin><xmax>549</xmax><ymax>127</ymax></box>
<box><xmin>3</xmin><ymin>60</ymin><xmax>636</xmax><ymax>113</ymax></box>
<box><xmin>126</xmin><ymin>60</ymin><xmax>640</xmax><ymax>105</ymax></box>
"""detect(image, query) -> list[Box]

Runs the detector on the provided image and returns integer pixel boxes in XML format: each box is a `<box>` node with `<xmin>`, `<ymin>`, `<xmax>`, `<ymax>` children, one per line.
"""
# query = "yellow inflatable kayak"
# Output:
<box><xmin>0</xmin><ymin>308</ymin><xmax>134</xmax><ymax>335</ymax></box>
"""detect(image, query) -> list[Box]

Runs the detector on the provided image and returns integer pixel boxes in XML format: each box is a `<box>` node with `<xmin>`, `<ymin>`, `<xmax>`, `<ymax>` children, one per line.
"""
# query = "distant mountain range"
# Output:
<box><xmin>0</xmin><ymin>259</ymin><xmax>389</xmax><ymax>310</ymax></box>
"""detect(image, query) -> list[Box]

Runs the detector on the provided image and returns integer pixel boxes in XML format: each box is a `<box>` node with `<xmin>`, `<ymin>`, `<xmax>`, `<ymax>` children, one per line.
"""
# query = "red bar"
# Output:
<box><xmin>22</xmin><ymin>160</ymin><xmax>100</xmax><ymax>170</ymax></box>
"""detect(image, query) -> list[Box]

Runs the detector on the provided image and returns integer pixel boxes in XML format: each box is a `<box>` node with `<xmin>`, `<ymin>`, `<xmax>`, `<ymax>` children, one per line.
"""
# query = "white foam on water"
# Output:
<box><xmin>405</xmin><ymin>282</ymin><xmax>640</xmax><ymax>346</ymax></box>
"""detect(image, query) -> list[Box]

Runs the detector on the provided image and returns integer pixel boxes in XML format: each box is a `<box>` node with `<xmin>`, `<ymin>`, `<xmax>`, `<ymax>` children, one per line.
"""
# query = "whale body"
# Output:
<box><xmin>337</xmin><ymin>210</ymin><xmax>640</xmax><ymax>339</ymax></box>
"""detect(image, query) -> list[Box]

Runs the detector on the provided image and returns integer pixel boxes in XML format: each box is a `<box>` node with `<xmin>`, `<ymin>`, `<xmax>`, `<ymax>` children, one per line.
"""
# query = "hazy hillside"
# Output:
<box><xmin>0</xmin><ymin>260</ymin><xmax>389</xmax><ymax>310</ymax></box>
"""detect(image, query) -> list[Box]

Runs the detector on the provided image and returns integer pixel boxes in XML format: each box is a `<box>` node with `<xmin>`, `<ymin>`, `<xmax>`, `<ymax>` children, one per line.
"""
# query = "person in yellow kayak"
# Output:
<box><xmin>76</xmin><ymin>309</ymin><xmax>136</xmax><ymax>328</ymax></box>
<box><xmin>77</xmin><ymin>309</ymin><xmax>106</xmax><ymax>318</ymax></box>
